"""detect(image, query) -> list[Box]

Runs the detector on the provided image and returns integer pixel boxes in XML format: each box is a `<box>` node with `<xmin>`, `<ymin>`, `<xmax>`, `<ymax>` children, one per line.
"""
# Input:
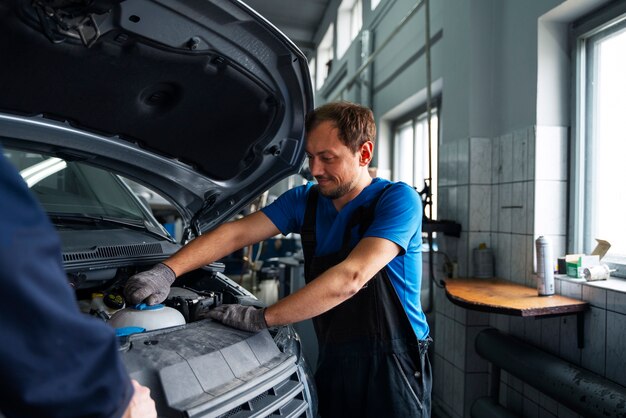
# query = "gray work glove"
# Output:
<box><xmin>124</xmin><ymin>263</ymin><xmax>176</xmax><ymax>305</ymax></box>
<box><xmin>208</xmin><ymin>304</ymin><xmax>267</xmax><ymax>333</ymax></box>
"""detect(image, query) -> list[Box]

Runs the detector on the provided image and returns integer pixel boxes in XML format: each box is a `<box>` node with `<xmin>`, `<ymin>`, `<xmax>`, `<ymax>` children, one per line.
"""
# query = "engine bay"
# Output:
<box><xmin>72</xmin><ymin>263</ymin><xmax>260</xmax><ymax>333</ymax></box>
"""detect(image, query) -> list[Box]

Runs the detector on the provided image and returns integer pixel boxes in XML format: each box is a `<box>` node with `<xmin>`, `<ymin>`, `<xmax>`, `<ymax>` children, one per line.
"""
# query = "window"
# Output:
<box><xmin>350</xmin><ymin>0</ymin><xmax>363</xmax><ymax>43</ymax></box>
<box><xmin>316</xmin><ymin>24</ymin><xmax>334</xmax><ymax>90</ymax></box>
<box><xmin>572</xmin><ymin>2</ymin><xmax>626</xmax><ymax>273</ymax></box>
<box><xmin>308</xmin><ymin>56</ymin><xmax>316</xmax><ymax>92</ymax></box>
<box><xmin>392</xmin><ymin>108</ymin><xmax>439</xmax><ymax>219</ymax></box>
<box><xmin>337</xmin><ymin>0</ymin><xmax>362</xmax><ymax>59</ymax></box>
<box><xmin>394</xmin><ymin>121</ymin><xmax>414</xmax><ymax>185</ymax></box>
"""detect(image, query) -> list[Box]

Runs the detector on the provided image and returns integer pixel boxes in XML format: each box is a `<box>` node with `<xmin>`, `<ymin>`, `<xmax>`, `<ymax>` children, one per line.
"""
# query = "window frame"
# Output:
<box><xmin>349</xmin><ymin>0</ymin><xmax>363</xmax><ymax>43</ymax></box>
<box><xmin>316</xmin><ymin>24</ymin><xmax>334</xmax><ymax>90</ymax></box>
<box><xmin>391</xmin><ymin>101</ymin><xmax>440</xmax><ymax>220</ymax></box>
<box><xmin>336</xmin><ymin>0</ymin><xmax>363</xmax><ymax>59</ymax></box>
<box><xmin>308</xmin><ymin>56</ymin><xmax>316</xmax><ymax>92</ymax></box>
<box><xmin>571</xmin><ymin>1</ymin><xmax>626</xmax><ymax>277</ymax></box>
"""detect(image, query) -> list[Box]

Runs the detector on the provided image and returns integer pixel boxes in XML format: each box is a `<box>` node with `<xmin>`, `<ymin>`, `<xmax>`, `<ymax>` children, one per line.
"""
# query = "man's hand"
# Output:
<box><xmin>124</xmin><ymin>263</ymin><xmax>176</xmax><ymax>305</ymax></box>
<box><xmin>208</xmin><ymin>304</ymin><xmax>267</xmax><ymax>332</ymax></box>
<box><xmin>122</xmin><ymin>380</ymin><xmax>156</xmax><ymax>418</ymax></box>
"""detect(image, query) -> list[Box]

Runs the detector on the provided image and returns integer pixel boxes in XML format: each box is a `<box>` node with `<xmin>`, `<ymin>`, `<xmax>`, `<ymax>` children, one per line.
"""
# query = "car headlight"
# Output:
<box><xmin>273</xmin><ymin>325</ymin><xmax>319</xmax><ymax>417</ymax></box>
<box><xmin>273</xmin><ymin>324</ymin><xmax>302</xmax><ymax>361</ymax></box>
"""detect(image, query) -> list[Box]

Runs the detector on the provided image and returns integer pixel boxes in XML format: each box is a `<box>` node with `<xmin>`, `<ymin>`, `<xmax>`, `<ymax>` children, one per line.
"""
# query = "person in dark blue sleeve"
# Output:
<box><xmin>0</xmin><ymin>147</ymin><xmax>156</xmax><ymax>418</ymax></box>
<box><xmin>126</xmin><ymin>101</ymin><xmax>432</xmax><ymax>418</ymax></box>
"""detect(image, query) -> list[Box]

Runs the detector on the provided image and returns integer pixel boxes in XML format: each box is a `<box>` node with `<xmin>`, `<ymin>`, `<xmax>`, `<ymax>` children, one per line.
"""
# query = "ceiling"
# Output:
<box><xmin>243</xmin><ymin>0</ymin><xmax>330</xmax><ymax>57</ymax></box>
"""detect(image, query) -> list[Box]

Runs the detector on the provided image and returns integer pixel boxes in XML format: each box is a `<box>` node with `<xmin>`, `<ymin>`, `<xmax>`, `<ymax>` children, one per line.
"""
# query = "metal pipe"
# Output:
<box><xmin>359</xmin><ymin>29</ymin><xmax>372</xmax><ymax>108</ymax></box>
<box><xmin>476</xmin><ymin>328</ymin><xmax>626</xmax><ymax>418</ymax></box>
<box><xmin>424</xmin><ymin>0</ymin><xmax>434</xmax><ymax>315</ymax></box>
<box><xmin>424</xmin><ymin>0</ymin><xmax>433</xmax><ymax>221</ymax></box>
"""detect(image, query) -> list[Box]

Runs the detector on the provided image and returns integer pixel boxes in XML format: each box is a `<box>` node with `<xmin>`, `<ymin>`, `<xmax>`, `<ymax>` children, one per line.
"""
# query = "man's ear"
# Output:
<box><xmin>359</xmin><ymin>141</ymin><xmax>374</xmax><ymax>166</ymax></box>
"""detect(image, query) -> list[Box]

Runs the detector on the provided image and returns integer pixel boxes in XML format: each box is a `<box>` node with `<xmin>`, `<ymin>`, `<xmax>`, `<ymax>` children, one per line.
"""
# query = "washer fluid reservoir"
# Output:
<box><xmin>108</xmin><ymin>303</ymin><xmax>185</xmax><ymax>331</ymax></box>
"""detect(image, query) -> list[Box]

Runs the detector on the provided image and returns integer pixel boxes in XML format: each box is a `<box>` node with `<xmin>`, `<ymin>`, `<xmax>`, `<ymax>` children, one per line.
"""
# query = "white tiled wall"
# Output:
<box><xmin>437</xmin><ymin>127</ymin><xmax>538</xmax><ymax>284</ymax></box>
<box><xmin>432</xmin><ymin>283</ymin><xmax>489</xmax><ymax>418</ymax></box>
<box><xmin>432</xmin><ymin>124</ymin><xmax>626</xmax><ymax>417</ymax></box>
<box><xmin>606</xmin><ymin>310</ymin><xmax>626</xmax><ymax>387</ymax></box>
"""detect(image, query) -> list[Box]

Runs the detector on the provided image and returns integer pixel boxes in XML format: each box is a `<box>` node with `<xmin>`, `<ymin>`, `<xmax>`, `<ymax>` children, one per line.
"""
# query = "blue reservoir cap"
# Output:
<box><xmin>133</xmin><ymin>303</ymin><xmax>164</xmax><ymax>311</ymax></box>
<box><xmin>115</xmin><ymin>326</ymin><xmax>146</xmax><ymax>337</ymax></box>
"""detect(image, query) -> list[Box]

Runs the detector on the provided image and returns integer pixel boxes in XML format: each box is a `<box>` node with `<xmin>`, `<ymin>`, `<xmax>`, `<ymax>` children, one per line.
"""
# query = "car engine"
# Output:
<box><xmin>70</xmin><ymin>264</ymin><xmax>318</xmax><ymax>417</ymax></box>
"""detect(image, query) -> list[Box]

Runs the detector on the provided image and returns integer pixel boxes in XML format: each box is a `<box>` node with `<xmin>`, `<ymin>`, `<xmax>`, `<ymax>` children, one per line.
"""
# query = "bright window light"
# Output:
<box><xmin>337</xmin><ymin>0</ymin><xmax>362</xmax><ymax>59</ymax></box>
<box><xmin>392</xmin><ymin>108</ymin><xmax>439</xmax><ymax>219</ymax></box>
<box><xmin>308</xmin><ymin>56</ymin><xmax>316</xmax><ymax>91</ymax></box>
<box><xmin>316</xmin><ymin>24</ymin><xmax>334</xmax><ymax>90</ymax></box>
<box><xmin>393</xmin><ymin>122</ymin><xmax>414</xmax><ymax>185</ymax></box>
<box><xmin>584</xmin><ymin>26</ymin><xmax>626</xmax><ymax>256</ymax></box>
<box><xmin>573</xmin><ymin>2</ymin><xmax>626</xmax><ymax>275</ymax></box>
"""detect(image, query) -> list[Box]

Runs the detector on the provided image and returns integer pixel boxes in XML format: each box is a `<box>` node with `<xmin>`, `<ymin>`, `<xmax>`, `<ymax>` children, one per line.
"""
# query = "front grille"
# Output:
<box><xmin>216</xmin><ymin>370</ymin><xmax>308</xmax><ymax>418</ymax></box>
<box><xmin>220</xmin><ymin>405</ymin><xmax>244</xmax><ymax>417</ymax></box>
<box><xmin>63</xmin><ymin>243</ymin><xmax>163</xmax><ymax>262</ymax></box>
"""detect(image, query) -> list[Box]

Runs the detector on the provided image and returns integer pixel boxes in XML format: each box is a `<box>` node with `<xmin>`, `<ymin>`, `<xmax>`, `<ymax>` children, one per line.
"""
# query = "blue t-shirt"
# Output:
<box><xmin>262</xmin><ymin>177</ymin><xmax>429</xmax><ymax>340</ymax></box>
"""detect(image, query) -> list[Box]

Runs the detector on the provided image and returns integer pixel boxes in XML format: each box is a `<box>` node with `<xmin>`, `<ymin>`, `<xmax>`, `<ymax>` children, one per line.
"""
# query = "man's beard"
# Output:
<box><xmin>317</xmin><ymin>177</ymin><xmax>355</xmax><ymax>200</ymax></box>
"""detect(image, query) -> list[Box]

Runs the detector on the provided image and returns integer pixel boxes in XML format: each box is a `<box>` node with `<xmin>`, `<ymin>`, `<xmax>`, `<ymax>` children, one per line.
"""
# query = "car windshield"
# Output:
<box><xmin>4</xmin><ymin>147</ymin><xmax>148</xmax><ymax>222</ymax></box>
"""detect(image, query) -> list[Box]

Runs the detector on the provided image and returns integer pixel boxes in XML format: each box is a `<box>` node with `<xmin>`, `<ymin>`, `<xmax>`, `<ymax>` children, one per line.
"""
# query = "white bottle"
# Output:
<box><xmin>257</xmin><ymin>279</ymin><xmax>279</xmax><ymax>305</ymax></box>
<box><xmin>536</xmin><ymin>236</ymin><xmax>555</xmax><ymax>296</ymax></box>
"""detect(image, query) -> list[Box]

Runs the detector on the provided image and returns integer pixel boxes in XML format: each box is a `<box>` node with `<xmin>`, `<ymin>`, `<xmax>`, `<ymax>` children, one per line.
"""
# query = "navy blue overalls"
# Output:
<box><xmin>301</xmin><ymin>185</ymin><xmax>432</xmax><ymax>418</ymax></box>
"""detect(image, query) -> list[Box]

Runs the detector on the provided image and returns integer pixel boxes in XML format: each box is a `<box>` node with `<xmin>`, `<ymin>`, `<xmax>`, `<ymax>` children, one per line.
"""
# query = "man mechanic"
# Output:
<box><xmin>125</xmin><ymin>101</ymin><xmax>432</xmax><ymax>417</ymax></box>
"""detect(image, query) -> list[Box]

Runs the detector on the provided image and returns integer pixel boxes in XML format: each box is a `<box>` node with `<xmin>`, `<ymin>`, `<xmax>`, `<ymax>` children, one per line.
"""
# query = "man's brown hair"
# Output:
<box><xmin>305</xmin><ymin>101</ymin><xmax>376</xmax><ymax>153</ymax></box>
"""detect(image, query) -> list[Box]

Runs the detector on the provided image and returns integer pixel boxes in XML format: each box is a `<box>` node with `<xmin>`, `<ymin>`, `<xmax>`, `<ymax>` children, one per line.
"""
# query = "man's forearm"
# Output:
<box><xmin>164</xmin><ymin>228</ymin><xmax>235</xmax><ymax>277</ymax></box>
<box><xmin>264</xmin><ymin>263</ymin><xmax>364</xmax><ymax>326</ymax></box>
<box><xmin>264</xmin><ymin>236</ymin><xmax>401</xmax><ymax>327</ymax></box>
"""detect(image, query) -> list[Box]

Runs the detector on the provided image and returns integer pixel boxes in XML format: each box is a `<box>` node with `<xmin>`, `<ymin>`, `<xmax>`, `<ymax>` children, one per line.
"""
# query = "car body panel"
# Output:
<box><xmin>0</xmin><ymin>0</ymin><xmax>313</xmax><ymax>232</ymax></box>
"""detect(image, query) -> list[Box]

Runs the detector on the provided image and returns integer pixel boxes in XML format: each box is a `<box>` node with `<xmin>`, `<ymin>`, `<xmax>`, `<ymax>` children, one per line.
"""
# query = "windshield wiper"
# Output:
<box><xmin>48</xmin><ymin>213</ymin><xmax>173</xmax><ymax>242</ymax></box>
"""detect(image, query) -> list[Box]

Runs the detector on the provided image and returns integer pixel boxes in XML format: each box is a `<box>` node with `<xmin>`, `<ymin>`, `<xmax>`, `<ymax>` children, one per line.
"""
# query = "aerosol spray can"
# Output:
<box><xmin>536</xmin><ymin>236</ymin><xmax>555</xmax><ymax>296</ymax></box>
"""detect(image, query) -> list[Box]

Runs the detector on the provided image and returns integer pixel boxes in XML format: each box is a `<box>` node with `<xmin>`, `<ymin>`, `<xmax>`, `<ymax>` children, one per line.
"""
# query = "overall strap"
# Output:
<box><xmin>301</xmin><ymin>186</ymin><xmax>319</xmax><ymax>281</ymax></box>
<box><xmin>340</xmin><ymin>183</ymin><xmax>393</xmax><ymax>255</ymax></box>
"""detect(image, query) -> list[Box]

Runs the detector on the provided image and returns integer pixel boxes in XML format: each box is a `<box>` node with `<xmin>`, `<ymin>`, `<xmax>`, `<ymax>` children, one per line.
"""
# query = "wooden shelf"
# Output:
<box><xmin>444</xmin><ymin>278</ymin><xmax>589</xmax><ymax>317</ymax></box>
<box><xmin>444</xmin><ymin>278</ymin><xmax>589</xmax><ymax>347</ymax></box>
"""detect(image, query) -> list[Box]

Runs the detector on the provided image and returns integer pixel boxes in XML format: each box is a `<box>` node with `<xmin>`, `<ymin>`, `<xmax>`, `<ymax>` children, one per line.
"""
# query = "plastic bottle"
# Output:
<box><xmin>257</xmin><ymin>279</ymin><xmax>279</xmax><ymax>305</ymax></box>
<box><xmin>536</xmin><ymin>236</ymin><xmax>555</xmax><ymax>296</ymax></box>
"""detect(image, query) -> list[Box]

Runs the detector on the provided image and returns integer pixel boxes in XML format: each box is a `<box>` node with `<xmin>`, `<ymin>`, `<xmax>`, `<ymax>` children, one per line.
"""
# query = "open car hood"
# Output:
<box><xmin>0</xmin><ymin>0</ymin><xmax>313</xmax><ymax>233</ymax></box>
